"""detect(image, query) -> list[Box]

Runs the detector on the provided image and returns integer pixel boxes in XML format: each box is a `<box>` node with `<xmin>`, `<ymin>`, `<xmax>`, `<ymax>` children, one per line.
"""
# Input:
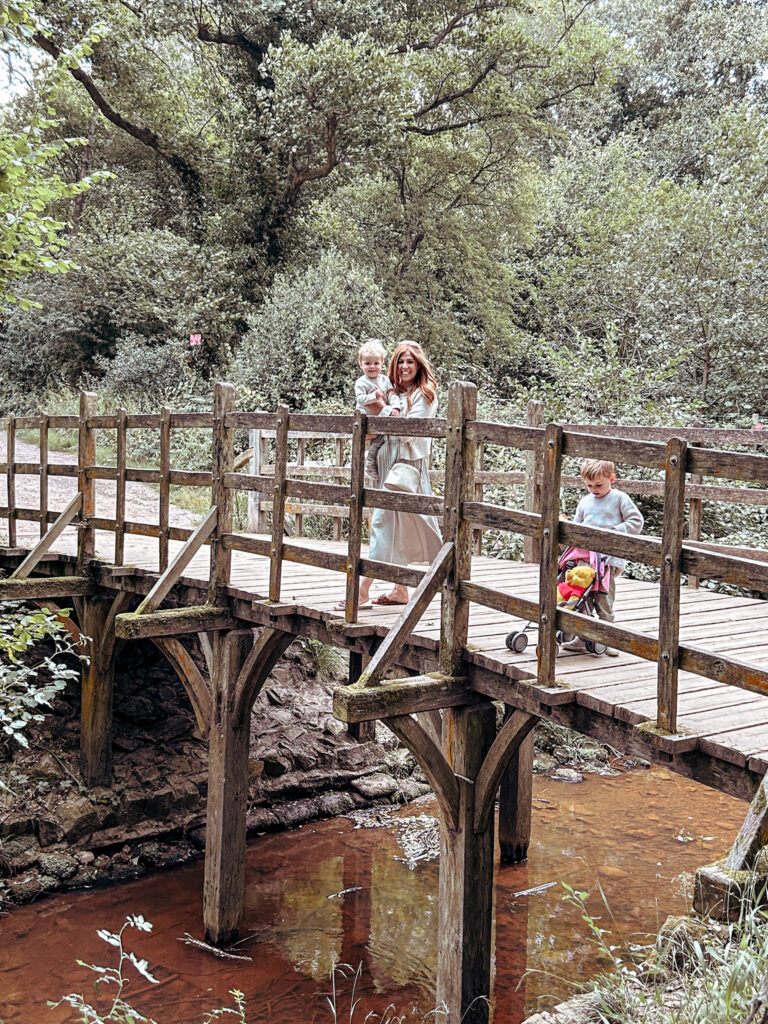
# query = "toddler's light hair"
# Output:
<box><xmin>359</xmin><ymin>338</ymin><xmax>386</xmax><ymax>363</ymax></box>
<box><xmin>581</xmin><ymin>458</ymin><xmax>615</xmax><ymax>481</ymax></box>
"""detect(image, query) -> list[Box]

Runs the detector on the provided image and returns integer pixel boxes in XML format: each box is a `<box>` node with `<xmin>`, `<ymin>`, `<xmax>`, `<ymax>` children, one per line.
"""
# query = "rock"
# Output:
<box><xmin>273</xmin><ymin>799</ymin><xmax>319</xmax><ymax>829</ymax></box>
<box><xmin>245</xmin><ymin>807</ymin><xmax>280</xmax><ymax>833</ymax></box>
<box><xmin>552</xmin><ymin>745</ymin><xmax>571</xmax><ymax>764</ymax></box>
<box><xmin>37</xmin><ymin>818</ymin><xmax>63</xmax><ymax>847</ymax></box>
<box><xmin>187</xmin><ymin>827</ymin><xmax>207</xmax><ymax>849</ymax></box>
<box><xmin>323</xmin><ymin>718</ymin><xmax>346</xmax><ymax>737</ymax></box>
<box><xmin>261</xmin><ymin>752</ymin><xmax>292</xmax><ymax>777</ymax></box>
<box><xmin>533</xmin><ymin>752</ymin><xmax>557</xmax><ymax>772</ymax></box>
<box><xmin>655</xmin><ymin>914</ymin><xmax>720</xmax><ymax>970</ymax></box>
<box><xmin>65</xmin><ymin>864</ymin><xmax>111</xmax><ymax>889</ymax></box>
<box><xmin>28</xmin><ymin>753</ymin><xmax>65</xmax><ymax>781</ymax></box>
<box><xmin>111</xmin><ymin>861</ymin><xmax>146</xmax><ymax>882</ymax></box>
<box><xmin>37</xmin><ymin>852</ymin><xmax>78</xmax><ymax>880</ymax></box>
<box><xmin>397</xmin><ymin>780</ymin><xmax>431</xmax><ymax>802</ymax></box>
<box><xmin>75</xmin><ymin>850</ymin><xmax>95</xmax><ymax>865</ymax></box>
<box><xmin>0</xmin><ymin>812</ymin><xmax>37</xmax><ymax>839</ymax></box>
<box><xmin>248</xmin><ymin>759</ymin><xmax>264</xmax><ymax>780</ymax></box>
<box><xmin>58</xmin><ymin>794</ymin><xmax>102</xmax><ymax>842</ymax></box>
<box><xmin>551</xmin><ymin>768</ymin><xmax>584</xmax><ymax>784</ymax></box>
<box><xmin>353</xmin><ymin>773</ymin><xmax>399</xmax><ymax>799</ymax></box>
<box><xmin>5</xmin><ymin>869</ymin><xmax>43</xmax><ymax>901</ymax></box>
<box><xmin>317</xmin><ymin>792</ymin><xmax>355</xmax><ymax>817</ymax></box>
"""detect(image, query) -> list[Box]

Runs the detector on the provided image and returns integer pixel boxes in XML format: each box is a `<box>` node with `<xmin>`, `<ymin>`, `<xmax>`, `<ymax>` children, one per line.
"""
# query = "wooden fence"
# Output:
<box><xmin>4</xmin><ymin>386</ymin><xmax>768</xmax><ymax>737</ymax></box>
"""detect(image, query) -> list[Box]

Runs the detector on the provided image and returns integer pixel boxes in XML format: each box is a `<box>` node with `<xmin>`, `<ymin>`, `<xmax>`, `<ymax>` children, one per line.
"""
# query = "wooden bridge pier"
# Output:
<box><xmin>6</xmin><ymin>382</ymin><xmax>768</xmax><ymax>1021</ymax></box>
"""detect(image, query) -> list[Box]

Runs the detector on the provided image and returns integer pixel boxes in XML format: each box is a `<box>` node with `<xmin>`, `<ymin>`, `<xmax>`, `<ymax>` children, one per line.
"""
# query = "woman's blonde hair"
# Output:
<box><xmin>387</xmin><ymin>340</ymin><xmax>437</xmax><ymax>406</ymax></box>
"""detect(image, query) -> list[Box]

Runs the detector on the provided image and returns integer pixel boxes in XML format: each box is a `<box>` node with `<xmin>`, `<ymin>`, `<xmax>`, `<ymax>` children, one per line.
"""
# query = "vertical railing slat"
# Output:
<box><xmin>473</xmin><ymin>441</ymin><xmax>484</xmax><ymax>556</ymax></box>
<box><xmin>159</xmin><ymin>406</ymin><xmax>171</xmax><ymax>571</ymax></box>
<box><xmin>268</xmin><ymin>406</ymin><xmax>290</xmax><ymax>602</ymax></box>
<box><xmin>77</xmin><ymin>393</ymin><xmax>98</xmax><ymax>571</ymax></box>
<box><xmin>523</xmin><ymin>399</ymin><xmax>544</xmax><ymax>563</ymax></box>
<box><xmin>39</xmin><ymin>414</ymin><xmax>49</xmax><ymax>539</ymax></box>
<box><xmin>115</xmin><ymin>408</ymin><xmax>127</xmax><ymax>565</ymax></box>
<box><xmin>296</xmin><ymin>437</ymin><xmax>305</xmax><ymax>537</ymax></box>
<box><xmin>208</xmin><ymin>383</ymin><xmax>235</xmax><ymax>604</ymax></box>
<box><xmin>657</xmin><ymin>436</ymin><xmax>688</xmax><ymax>733</ymax></box>
<box><xmin>333</xmin><ymin>436</ymin><xmax>344</xmax><ymax>541</ymax></box>
<box><xmin>6</xmin><ymin>413</ymin><xmax>16</xmax><ymax>547</ymax></box>
<box><xmin>687</xmin><ymin>466</ymin><xmax>703</xmax><ymax>589</ymax></box>
<box><xmin>439</xmin><ymin>381</ymin><xmax>477</xmax><ymax>676</ymax></box>
<box><xmin>345</xmin><ymin>411</ymin><xmax>366</xmax><ymax>622</ymax></box>
<box><xmin>536</xmin><ymin>422</ymin><xmax>563</xmax><ymax>687</ymax></box>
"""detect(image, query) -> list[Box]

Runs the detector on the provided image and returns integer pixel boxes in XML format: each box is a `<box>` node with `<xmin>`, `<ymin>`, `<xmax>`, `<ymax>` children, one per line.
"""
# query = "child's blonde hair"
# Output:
<box><xmin>581</xmin><ymin>458</ymin><xmax>615</xmax><ymax>481</ymax></box>
<box><xmin>359</xmin><ymin>338</ymin><xmax>386</xmax><ymax>363</ymax></box>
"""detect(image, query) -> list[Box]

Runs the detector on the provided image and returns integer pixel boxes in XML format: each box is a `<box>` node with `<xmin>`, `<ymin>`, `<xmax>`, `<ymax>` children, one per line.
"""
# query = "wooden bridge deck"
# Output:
<box><xmin>33</xmin><ymin>522</ymin><xmax>768</xmax><ymax>787</ymax></box>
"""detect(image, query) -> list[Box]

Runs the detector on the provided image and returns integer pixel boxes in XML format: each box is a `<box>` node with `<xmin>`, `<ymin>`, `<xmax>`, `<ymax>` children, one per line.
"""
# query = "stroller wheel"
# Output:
<box><xmin>506</xmin><ymin>631</ymin><xmax>529</xmax><ymax>653</ymax></box>
<box><xmin>557</xmin><ymin>631</ymin><xmax>574</xmax><ymax>644</ymax></box>
<box><xmin>585</xmin><ymin>640</ymin><xmax>608</xmax><ymax>656</ymax></box>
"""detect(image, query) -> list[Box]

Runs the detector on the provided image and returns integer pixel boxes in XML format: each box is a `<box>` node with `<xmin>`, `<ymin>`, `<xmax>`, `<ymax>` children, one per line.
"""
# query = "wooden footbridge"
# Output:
<box><xmin>4</xmin><ymin>383</ymin><xmax>768</xmax><ymax>1023</ymax></box>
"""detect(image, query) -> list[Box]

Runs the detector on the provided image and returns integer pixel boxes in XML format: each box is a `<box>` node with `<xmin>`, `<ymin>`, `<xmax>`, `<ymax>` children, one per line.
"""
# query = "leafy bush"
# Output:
<box><xmin>0</xmin><ymin>603</ymin><xmax>83</xmax><ymax>753</ymax></box>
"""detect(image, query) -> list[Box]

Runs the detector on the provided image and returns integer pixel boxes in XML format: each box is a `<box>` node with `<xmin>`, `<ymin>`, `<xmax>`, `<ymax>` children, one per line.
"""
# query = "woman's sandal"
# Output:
<box><xmin>372</xmin><ymin>594</ymin><xmax>409</xmax><ymax>605</ymax></box>
<box><xmin>333</xmin><ymin>599</ymin><xmax>373</xmax><ymax>611</ymax></box>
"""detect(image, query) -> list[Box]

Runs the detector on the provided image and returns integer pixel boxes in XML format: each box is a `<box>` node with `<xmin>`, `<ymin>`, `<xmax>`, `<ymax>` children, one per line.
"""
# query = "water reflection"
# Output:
<box><xmin>0</xmin><ymin>768</ymin><xmax>746</xmax><ymax>1024</ymax></box>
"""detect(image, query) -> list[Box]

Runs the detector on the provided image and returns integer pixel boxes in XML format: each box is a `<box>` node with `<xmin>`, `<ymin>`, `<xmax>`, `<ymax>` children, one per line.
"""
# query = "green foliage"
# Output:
<box><xmin>0</xmin><ymin>603</ymin><xmax>82</xmax><ymax>750</ymax></box>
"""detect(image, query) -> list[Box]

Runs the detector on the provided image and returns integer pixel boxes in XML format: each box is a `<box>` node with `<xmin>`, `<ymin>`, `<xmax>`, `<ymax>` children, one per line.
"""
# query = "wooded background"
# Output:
<box><xmin>1</xmin><ymin>0</ymin><xmax>767</xmax><ymax>431</ymax></box>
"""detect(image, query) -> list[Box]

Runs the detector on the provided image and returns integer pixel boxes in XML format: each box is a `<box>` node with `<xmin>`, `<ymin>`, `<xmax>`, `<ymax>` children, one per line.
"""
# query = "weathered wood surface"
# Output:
<box><xmin>657</xmin><ymin>438</ymin><xmax>688</xmax><ymax>732</ymax></box>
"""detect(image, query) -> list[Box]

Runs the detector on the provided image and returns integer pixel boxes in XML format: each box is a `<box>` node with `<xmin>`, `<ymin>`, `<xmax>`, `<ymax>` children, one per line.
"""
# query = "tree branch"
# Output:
<box><xmin>32</xmin><ymin>31</ymin><xmax>204</xmax><ymax>211</ymax></box>
<box><xmin>414</xmin><ymin>61</ymin><xmax>497</xmax><ymax>118</ymax></box>
<box><xmin>285</xmin><ymin>112</ymin><xmax>339</xmax><ymax>203</ymax></box>
<box><xmin>395</xmin><ymin>3</ymin><xmax>504</xmax><ymax>53</ymax></box>
<box><xmin>196</xmin><ymin>22</ymin><xmax>264</xmax><ymax>62</ymax></box>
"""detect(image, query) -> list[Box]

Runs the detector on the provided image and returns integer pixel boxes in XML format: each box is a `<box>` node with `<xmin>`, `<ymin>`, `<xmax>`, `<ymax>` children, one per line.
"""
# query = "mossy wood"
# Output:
<box><xmin>334</xmin><ymin>673</ymin><xmax>477</xmax><ymax>722</ymax></box>
<box><xmin>115</xmin><ymin>605</ymin><xmax>236</xmax><ymax>639</ymax></box>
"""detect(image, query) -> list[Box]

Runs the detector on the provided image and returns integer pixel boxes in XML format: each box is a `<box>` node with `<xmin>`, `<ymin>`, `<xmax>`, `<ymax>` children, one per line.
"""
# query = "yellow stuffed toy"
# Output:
<box><xmin>557</xmin><ymin>564</ymin><xmax>595</xmax><ymax>607</ymax></box>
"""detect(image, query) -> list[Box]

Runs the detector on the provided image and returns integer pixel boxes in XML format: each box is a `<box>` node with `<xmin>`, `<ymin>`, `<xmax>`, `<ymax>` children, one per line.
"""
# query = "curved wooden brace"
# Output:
<box><xmin>152</xmin><ymin>637</ymin><xmax>212</xmax><ymax>733</ymax></box>
<box><xmin>384</xmin><ymin>714</ymin><xmax>460</xmax><ymax>831</ymax></box>
<box><xmin>473</xmin><ymin>710</ymin><xmax>538</xmax><ymax>834</ymax></box>
<box><xmin>232</xmin><ymin>627</ymin><xmax>294</xmax><ymax>728</ymax></box>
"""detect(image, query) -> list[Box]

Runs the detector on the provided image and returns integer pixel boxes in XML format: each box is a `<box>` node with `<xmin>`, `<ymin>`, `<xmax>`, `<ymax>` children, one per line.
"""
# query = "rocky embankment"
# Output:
<box><xmin>0</xmin><ymin>640</ymin><xmax>430</xmax><ymax>908</ymax></box>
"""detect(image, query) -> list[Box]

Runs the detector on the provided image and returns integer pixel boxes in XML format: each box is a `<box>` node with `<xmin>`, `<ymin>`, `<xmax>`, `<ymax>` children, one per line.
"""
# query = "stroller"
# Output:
<box><xmin>505</xmin><ymin>546</ymin><xmax>610</xmax><ymax>656</ymax></box>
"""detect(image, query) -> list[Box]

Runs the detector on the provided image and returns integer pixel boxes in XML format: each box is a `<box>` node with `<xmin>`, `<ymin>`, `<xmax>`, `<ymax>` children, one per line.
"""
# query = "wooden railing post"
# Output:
<box><xmin>537</xmin><ymin>423</ymin><xmax>563</xmax><ymax>687</ymax></box>
<box><xmin>523</xmin><ymin>399</ymin><xmax>544</xmax><ymax>563</ymax></box>
<box><xmin>39</xmin><ymin>414</ymin><xmax>49</xmax><ymax>540</ymax></box>
<box><xmin>208</xmin><ymin>383</ymin><xmax>235</xmax><ymax>605</ymax></box>
<box><xmin>158</xmin><ymin>406</ymin><xmax>171</xmax><ymax>571</ymax></box>
<box><xmin>440</xmin><ymin>381</ymin><xmax>477</xmax><ymax>676</ymax></box>
<box><xmin>333</xmin><ymin>437</ymin><xmax>344</xmax><ymax>541</ymax></box>
<box><xmin>115</xmin><ymin>408</ymin><xmax>127</xmax><ymax>565</ymax></box>
<box><xmin>5</xmin><ymin>412</ymin><xmax>17</xmax><ymax>547</ymax></box>
<box><xmin>345</xmin><ymin>410</ymin><xmax>367</xmax><ymax>622</ymax></box>
<box><xmin>687</xmin><ymin>464</ymin><xmax>704</xmax><ymax>589</ymax></box>
<box><xmin>77</xmin><ymin>392</ymin><xmax>98</xmax><ymax>571</ymax></box>
<box><xmin>296</xmin><ymin>437</ymin><xmax>306</xmax><ymax>537</ymax></box>
<box><xmin>657</xmin><ymin>437</ymin><xmax>687</xmax><ymax>733</ymax></box>
<box><xmin>268</xmin><ymin>405</ymin><xmax>289</xmax><ymax>602</ymax></box>
<box><xmin>473</xmin><ymin>442</ymin><xmax>484</xmax><ymax>556</ymax></box>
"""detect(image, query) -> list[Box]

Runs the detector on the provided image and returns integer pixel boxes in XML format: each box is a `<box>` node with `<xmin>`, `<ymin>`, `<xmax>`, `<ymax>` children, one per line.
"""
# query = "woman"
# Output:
<box><xmin>362</xmin><ymin>340</ymin><xmax>443</xmax><ymax>606</ymax></box>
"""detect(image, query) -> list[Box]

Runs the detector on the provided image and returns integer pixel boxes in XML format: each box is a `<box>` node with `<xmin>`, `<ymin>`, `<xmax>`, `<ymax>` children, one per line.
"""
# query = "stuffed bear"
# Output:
<box><xmin>557</xmin><ymin>564</ymin><xmax>595</xmax><ymax>607</ymax></box>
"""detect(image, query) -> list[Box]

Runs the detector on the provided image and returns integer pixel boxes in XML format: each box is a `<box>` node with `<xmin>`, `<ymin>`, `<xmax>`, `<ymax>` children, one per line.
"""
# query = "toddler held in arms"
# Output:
<box><xmin>562</xmin><ymin>458</ymin><xmax>644</xmax><ymax>657</ymax></box>
<box><xmin>354</xmin><ymin>339</ymin><xmax>390</xmax><ymax>484</ymax></box>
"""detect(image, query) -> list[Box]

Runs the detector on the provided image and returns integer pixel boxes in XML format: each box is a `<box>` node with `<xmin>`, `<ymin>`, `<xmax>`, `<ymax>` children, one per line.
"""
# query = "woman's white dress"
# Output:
<box><xmin>368</xmin><ymin>389</ymin><xmax>443</xmax><ymax>566</ymax></box>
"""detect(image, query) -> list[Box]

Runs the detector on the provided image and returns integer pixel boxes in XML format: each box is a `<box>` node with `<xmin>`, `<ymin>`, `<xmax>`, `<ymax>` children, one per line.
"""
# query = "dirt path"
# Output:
<box><xmin>0</xmin><ymin>430</ymin><xmax>200</xmax><ymax>548</ymax></box>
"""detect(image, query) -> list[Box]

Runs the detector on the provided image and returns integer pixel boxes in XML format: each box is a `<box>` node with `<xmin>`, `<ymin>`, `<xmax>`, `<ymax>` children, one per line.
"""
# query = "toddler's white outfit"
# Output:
<box><xmin>354</xmin><ymin>372</ymin><xmax>390</xmax><ymax>482</ymax></box>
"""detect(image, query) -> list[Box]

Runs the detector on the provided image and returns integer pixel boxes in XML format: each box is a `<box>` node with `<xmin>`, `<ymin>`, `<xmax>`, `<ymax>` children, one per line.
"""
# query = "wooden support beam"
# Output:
<box><xmin>657</xmin><ymin>437</ymin><xmax>687</xmax><ymax>733</ymax></box>
<box><xmin>5</xmin><ymin>412</ymin><xmax>16</xmax><ymax>547</ymax></box>
<box><xmin>383</xmin><ymin>714</ymin><xmax>459</xmax><ymax>830</ymax></box>
<box><xmin>537</xmin><ymin>423</ymin><xmax>563</xmax><ymax>688</ymax></box>
<box><xmin>498</xmin><ymin>726</ymin><xmax>535</xmax><ymax>863</ymax></box>
<box><xmin>152</xmin><ymin>637</ymin><xmax>212</xmax><ymax>733</ymax></box>
<box><xmin>440</xmin><ymin>381</ymin><xmax>477</xmax><ymax>676</ymax></box>
<box><xmin>523</xmin><ymin>399</ymin><xmax>544</xmax><ymax>562</ymax></box>
<box><xmin>725</xmin><ymin>774</ymin><xmax>768</xmax><ymax>871</ymax></box>
<box><xmin>39</xmin><ymin>414</ymin><xmax>49</xmax><ymax>541</ymax></box>
<box><xmin>115</xmin><ymin>605</ymin><xmax>236</xmax><ymax>640</ymax></box>
<box><xmin>158</xmin><ymin>406</ymin><xmax>171</xmax><ymax>571</ymax></box>
<box><xmin>0</xmin><ymin>575</ymin><xmax>92</xmax><ymax>599</ymax></box>
<box><xmin>474</xmin><ymin>709</ymin><xmax>538</xmax><ymax>834</ymax></box>
<box><xmin>356</xmin><ymin>542</ymin><xmax>454</xmax><ymax>687</ymax></box>
<box><xmin>115</xmin><ymin>408</ymin><xmax>127</xmax><ymax>564</ymax></box>
<box><xmin>437</xmin><ymin>703</ymin><xmax>497</xmax><ymax>1024</ymax></box>
<box><xmin>135</xmin><ymin>507</ymin><xmax>218</xmax><ymax>615</ymax></box>
<box><xmin>80</xmin><ymin>592</ymin><xmax>132</xmax><ymax>787</ymax></box>
<box><xmin>334</xmin><ymin>673</ymin><xmax>477</xmax><ymax>723</ymax></box>
<box><xmin>204</xmin><ymin>628</ymin><xmax>293</xmax><ymax>945</ymax></box>
<box><xmin>77</xmin><ymin>392</ymin><xmax>98</xmax><ymax>571</ymax></box>
<box><xmin>11</xmin><ymin>493</ymin><xmax>82</xmax><ymax>580</ymax></box>
<box><xmin>346</xmin><ymin>650</ymin><xmax>375</xmax><ymax>742</ymax></box>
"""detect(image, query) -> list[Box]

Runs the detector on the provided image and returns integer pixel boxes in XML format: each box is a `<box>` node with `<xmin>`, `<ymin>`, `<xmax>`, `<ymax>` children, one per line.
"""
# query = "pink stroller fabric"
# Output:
<box><xmin>558</xmin><ymin>546</ymin><xmax>611</xmax><ymax>594</ymax></box>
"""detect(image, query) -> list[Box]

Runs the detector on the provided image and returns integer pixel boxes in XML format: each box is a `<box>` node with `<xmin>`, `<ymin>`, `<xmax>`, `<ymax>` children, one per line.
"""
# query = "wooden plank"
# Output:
<box><xmin>345</xmin><ymin>411</ymin><xmax>366</xmax><ymax>622</ymax></box>
<box><xmin>688</xmin><ymin>459</ymin><xmax>704</xmax><ymax>588</ymax></box>
<box><xmin>115</xmin><ymin>408</ymin><xmax>127</xmax><ymax>565</ymax></box>
<box><xmin>563</xmin><ymin>423</ymin><xmax>768</xmax><ymax>446</ymax></box>
<box><xmin>268</xmin><ymin>406</ymin><xmax>290</xmax><ymax>602</ymax></box>
<box><xmin>474</xmin><ymin>709</ymin><xmax>537</xmax><ymax>833</ymax></box>
<box><xmin>209</xmin><ymin>382</ymin><xmax>235</xmax><ymax>603</ymax></box>
<box><xmin>440</xmin><ymin>381</ymin><xmax>477</xmax><ymax>675</ymax></box>
<box><xmin>364</xmin><ymin>487</ymin><xmax>443</xmax><ymax>516</ymax></box>
<box><xmin>688</xmin><ymin>447</ymin><xmax>768</xmax><ymax>485</ymax></box>
<box><xmin>334</xmin><ymin>673</ymin><xmax>478</xmax><ymax>722</ymax></box>
<box><xmin>0</xmin><ymin>575</ymin><xmax>92</xmax><ymax>598</ymax></box>
<box><xmin>562</xmin><ymin>430</ymin><xmax>667</xmax><ymax>470</ymax></box>
<box><xmin>358</xmin><ymin>542</ymin><xmax>454</xmax><ymax>686</ymax></box>
<box><xmin>115</xmin><ymin>605</ymin><xmax>236</xmax><ymax>639</ymax></box>
<box><xmin>39</xmin><ymin>414</ymin><xmax>48</xmax><ymax>541</ymax></box>
<box><xmin>523</xmin><ymin>399</ymin><xmax>544</xmax><ymax>562</ymax></box>
<box><xmin>657</xmin><ymin>438</ymin><xmax>687</xmax><ymax>733</ymax></box>
<box><xmin>169</xmin><ymin>412</ymin><xmax>213</xmax><ymax>428</ymax></box>
<box><xmin>333</xmin><ymin>437</ymin><xmax>344</xmax><ymax>541</ymax></box>
<box><xmin>5</xmin><ymin>413</ymin><xmax>16</xmax><ymax>546</ymax></box>
<box><xmin>295</xmin><ymin>437</ymin><xmax>305</xmax><ymax>536</ymax></box>
<box><xmin>725</xmin><ymin>775</ymin><xmax>768</xmax><ymax>871</ymax></box>
<box><xmin>77</xmin><ymin>392</ymin><xmax>98</xmax><ymax>570</ymax></box>
<box><xmin>498</xmin><ymin>724</ymin><xmax>535</xmax><ymax>862</ymax></box>
<box><xmin>159</xmin><ymin>406</ymin><xmax>171</xmax><ymax>571</ymax></box>
<box><xmin>11</xmin><ymin>494</ymin><xmax>83</xmax><ymax>579</ymax></box>
<box><xmin>537</xmin><ymin>424</ymin><xmax>563</xmax><ymax>687</ymax></box>
<box><xmin>464</xmin><ymin>420</ymin><xmax>543</xmax><ymax>450</ymax></box>
<box><xmin>473</xmin><ymin>442</ymin><xmax>484</xmax><ymax>556</ymax></box>
<box><xmin>462</xmin><ymin>502</ymin><xmax>538</xmax><ymax>537</ymax></box>
<box><xmin>135</xmin><ymin>507</ymin><xmax>218</xmax><ymax>615</ymax></box>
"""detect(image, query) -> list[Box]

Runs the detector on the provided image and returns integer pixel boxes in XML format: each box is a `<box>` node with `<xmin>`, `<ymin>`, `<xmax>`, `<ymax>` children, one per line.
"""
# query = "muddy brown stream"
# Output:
<box><xmin>0</xmin><ymin>767</ymin><xmax>746</xmax><ymax>1023</ymax></box>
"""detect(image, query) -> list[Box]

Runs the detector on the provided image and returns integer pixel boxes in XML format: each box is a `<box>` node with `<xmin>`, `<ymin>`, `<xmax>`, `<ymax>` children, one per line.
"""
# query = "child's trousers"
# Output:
<box><xmin>585</xmin><ymin>571</ymin><xmax>618</xmax><ymax>622</ymax></box>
